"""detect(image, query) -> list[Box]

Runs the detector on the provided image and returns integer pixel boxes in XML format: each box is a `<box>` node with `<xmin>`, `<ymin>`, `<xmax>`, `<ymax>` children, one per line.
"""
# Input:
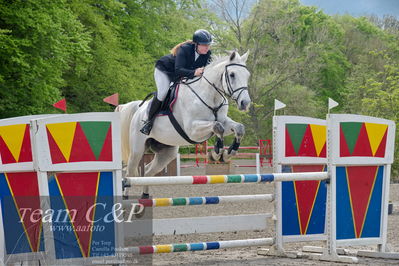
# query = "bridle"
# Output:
<box><xmin>182</xmin><ymin>63</ymin><xmax>249</xmax><ymax>120</ymax></box>
<box><xmin>202</xmin><ymin>63</ymin><xmax>249</xmax><ymax>102</ymax></box>
<box><xmin>222</xmin><ymin>63</ymin><xmax>249</xmax><ymax>102</ymax></box>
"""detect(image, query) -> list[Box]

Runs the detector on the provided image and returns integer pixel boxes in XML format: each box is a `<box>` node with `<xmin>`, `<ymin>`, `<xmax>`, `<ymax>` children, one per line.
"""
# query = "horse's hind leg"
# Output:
<box><xmin>126</xmin><ymin>135</ymin><xmax>148</xmax><ymax>197</ymax></box>
<box><xmin>145</xmin><ymin>146</ymin><xmax>179</xmax><ymax>177</ymax></box>
<box><xmin>126</xmin><ymin>144</ymin><xmax>145</xmax><ymax>177</ymax></box>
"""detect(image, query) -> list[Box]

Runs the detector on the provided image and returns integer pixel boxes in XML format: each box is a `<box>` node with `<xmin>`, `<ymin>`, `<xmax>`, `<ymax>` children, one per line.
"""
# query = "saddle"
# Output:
<box><xmin>158</xmin><ymin>83</ymin><xmax>180</xmax><ymax>116</ymax></box>
<box><xmin>143</xmin><ymin>82</ymin><xmax>202</xmax><ymax>144</ymax></box>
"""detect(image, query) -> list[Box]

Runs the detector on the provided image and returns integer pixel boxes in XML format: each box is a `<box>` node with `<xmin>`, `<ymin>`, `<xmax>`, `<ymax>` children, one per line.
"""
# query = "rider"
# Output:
<box><xmin>140</xmin><ymin>29</ymin><xmax>213</xmax><ymax>135</ymax></box>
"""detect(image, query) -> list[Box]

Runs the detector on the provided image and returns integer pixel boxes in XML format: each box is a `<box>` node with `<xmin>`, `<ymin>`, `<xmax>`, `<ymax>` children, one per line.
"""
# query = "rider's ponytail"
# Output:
<box><xmin>170</xmin><ymin>40</ymin><xmax>193</xmax><ymax>56</ymax></box>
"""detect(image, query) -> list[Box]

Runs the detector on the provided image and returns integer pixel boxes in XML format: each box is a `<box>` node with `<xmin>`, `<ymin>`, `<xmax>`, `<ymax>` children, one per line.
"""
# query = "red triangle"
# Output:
<box><xmin>46</xmin><ymin>128</ymin><xmax>67</xmax><ymax>163</ymax></box>
<box><xmin>292</xmin><ymin>165</ymin><xmax>325</xmax><ymax>234</ymax></box>
<box><xmin>339</xmin><ymin>126</ymin><xmax>351</xmax><ymax>156</ymax></box>
<box><xmin>69</xmin><ymin>123</ymin><xmax>97</xmax><ymax>162</ymax></box>
<box><xmin>103</xmin><ymin>93</ymin><xmax>119</xmax><ymax>106</ymax></box>
<box><xmin>319</xmin><ymin>143</ymin><xmax>326</xmax><ymax>158</ymax></box>
<box><xmin>18</xmin><ymin>124</ymin><xmax>33</xmax><ymax>163</ymax></box>
<box><xmin>346</xmin><ymin>166</ymin><xmax>378</xmax><ymax>238</ymax></box>
<box><xmin>374</xmin><ymin>128</ymin><xmax>388</xmax><ymax>157</ymax></box>
<box><xmin>352</xmin><ymin>124</ymin><xmax>373</xmax><ymax>156</ymax></box>
<box><xmin>53</xmin><ymin>98</ymin><xmax>67</xmax><ymax>112</ymax></box>
<box><xmin>285</xmin><ymin>127</ymin><xmax>297</xmax><ymax>156</ymax></box>
<box><xmin>7</xmin><ymin>172</ymin><xmax>41</xmax><ymax>252</ymax></box>
<box><xmin>56</xmin><ymin>173</ymin><xmax>99</xmax><ymax>257</ymax></box>
<box><xmin>98</xmin><ymin>126</ymin><xmax>113</xmax><ymax>161</ymax></box>
<box><xmin>297</xmin><ymin>125</ymin><xmax>317</xmax><ymax>157</ymax></box>
<box><xmin>0</xmin><ymin>136</ymin><xmax>17</xmax><ymax>164</ymax></box>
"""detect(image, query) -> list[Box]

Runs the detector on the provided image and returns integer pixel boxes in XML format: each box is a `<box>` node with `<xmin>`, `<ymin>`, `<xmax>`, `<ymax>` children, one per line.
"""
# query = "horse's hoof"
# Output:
<box><xmin>221</xmin><ymin>150</ymin><xmax>233</xmax><ymax>162</ymax></box>
<box><xmin>141</xmin><ymin>193</ymin><xmax>150</xmax><ymax>199</ymax></box>
<box><xmin>211</xmin><ymin>150</ymin><xmax>222</xmax><ymax>161</ymax></box>
<box><xmin>208</xmin><ymin>151</ymin><xmax>216</xmax><ymax>162</ymax></box>
<box><xmin>122</xmin><ymin>178</ymin><xmax>131</xmax><ymax>190</ymax></box>
<box><xmin>223</xmin><ymin>149</ymin><xmax>236</xmax><ymax>161</ymax></box>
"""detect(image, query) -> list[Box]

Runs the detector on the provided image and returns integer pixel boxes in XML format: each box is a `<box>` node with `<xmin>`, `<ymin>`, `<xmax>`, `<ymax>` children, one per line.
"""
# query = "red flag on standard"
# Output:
<box><xmin>103</xmin><ymin>93</ymin><xmax>119</xmax><ymax>106</ymax></box>
<box><xmin>53</xmin><ymin>98</ymin><xmax>67</xmax><ymax>112</ymax></box>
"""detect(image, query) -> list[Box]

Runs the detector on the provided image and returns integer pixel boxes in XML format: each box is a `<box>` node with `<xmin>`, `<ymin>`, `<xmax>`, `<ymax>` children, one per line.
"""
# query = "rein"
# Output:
<box><xmin>184</xmin><ymin>77</ymin><xmax>227</xmax><ymax>121</ymax></box>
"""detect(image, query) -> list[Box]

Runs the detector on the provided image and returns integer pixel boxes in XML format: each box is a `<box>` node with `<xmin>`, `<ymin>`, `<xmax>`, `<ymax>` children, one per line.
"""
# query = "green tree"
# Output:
<box><xmin>0</xmin><ymin>0</ymin><xmax>213</xmax><ymax>116</ymax></box>
<box><xmin>0</xmin><ymin>0</ymin><xmax>91</xmax><ymax>117</ymax></box>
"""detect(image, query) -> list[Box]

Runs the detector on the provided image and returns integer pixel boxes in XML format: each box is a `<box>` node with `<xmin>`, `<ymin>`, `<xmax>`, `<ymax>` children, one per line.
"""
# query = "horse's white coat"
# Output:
<box><xmin>117</xmin><ymin>51</ymin><xmax>251</xmax><ymax>185</ymax></box>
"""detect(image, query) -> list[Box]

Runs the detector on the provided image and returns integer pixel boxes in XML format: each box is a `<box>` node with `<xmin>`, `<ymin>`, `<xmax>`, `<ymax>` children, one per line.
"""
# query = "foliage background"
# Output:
<box><xmin>1</xmin><ymin>0</ymin><xmax>398</xmax><ymax>179</ymax></box>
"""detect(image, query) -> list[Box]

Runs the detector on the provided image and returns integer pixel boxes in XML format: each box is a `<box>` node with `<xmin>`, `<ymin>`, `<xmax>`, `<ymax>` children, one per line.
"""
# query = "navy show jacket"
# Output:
<box><xmin>155</xmin><ymin>42</ymin><xmax>211</xmax><ymax>81</ymax></box>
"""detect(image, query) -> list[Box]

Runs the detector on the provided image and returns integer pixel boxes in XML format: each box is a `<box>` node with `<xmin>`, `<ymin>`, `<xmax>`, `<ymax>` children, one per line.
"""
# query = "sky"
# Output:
<box><xmin>299</xmin><ymin>0</ymin><xmax>399</xmax><ymax>17</ymax></box>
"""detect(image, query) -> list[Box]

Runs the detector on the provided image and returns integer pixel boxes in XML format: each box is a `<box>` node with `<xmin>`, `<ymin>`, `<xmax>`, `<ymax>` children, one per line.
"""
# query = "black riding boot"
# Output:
<box><xmin>140</xmin><ymin>97</ymin><xmax>162</xmax><ymax>135</ymax></box>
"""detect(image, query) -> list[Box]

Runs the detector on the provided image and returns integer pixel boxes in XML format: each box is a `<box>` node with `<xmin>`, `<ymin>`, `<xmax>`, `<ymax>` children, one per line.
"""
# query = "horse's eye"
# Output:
<box><xmin>229</xmin><ymin>72</ymin><xmax>235</xmax><ymax>78</ymax></box>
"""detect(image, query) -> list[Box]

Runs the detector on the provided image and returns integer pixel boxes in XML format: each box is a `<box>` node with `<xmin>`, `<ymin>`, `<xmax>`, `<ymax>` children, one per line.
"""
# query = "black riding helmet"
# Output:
<box><xmin>193</xmin><ymin>29</ymin><xmax>212</xmax><ymax>45</ymax></box>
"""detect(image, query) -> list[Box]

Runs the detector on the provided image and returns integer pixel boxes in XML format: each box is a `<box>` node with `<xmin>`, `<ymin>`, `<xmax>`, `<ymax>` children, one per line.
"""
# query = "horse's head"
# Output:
<box><xmin>221</xmin><ymin>51</ymin><xmax>251</xmax><ymax>111</ymax></box>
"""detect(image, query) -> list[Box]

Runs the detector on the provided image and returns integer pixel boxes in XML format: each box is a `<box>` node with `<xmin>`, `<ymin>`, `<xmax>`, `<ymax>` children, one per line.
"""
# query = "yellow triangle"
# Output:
<box><xmin>0</xmin><ymin>124</ymin><xmax>27</xmax><ymax>162</ymax></box>
<box><xmin>365</xmin><ymin>123</ymin><xmax>388</xmax><ymax>156</ymax></box>
<box><xmin>46</xmin><ymin>122</ymin><xmax>77</xmax><ymax>162</ymax></box>
<box><xmin>309</xmin><ymin>124</ymin><xmax>327</xmax><ymax>156</ymax></box>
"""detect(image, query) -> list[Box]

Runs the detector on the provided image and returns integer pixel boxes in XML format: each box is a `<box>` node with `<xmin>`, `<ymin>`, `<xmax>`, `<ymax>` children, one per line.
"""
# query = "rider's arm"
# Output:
<box><xmin>175</xmin><ymin>46</ymin><xmax>196</xmax><ymax>79</ymax></box>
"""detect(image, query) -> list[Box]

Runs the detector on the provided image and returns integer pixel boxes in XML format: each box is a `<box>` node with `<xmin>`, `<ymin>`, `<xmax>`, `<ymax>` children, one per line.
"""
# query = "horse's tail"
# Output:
<box><xmin>114</xmin><ymin>101</ymin><xmax>141</xmax><ymax>165</ymax></box>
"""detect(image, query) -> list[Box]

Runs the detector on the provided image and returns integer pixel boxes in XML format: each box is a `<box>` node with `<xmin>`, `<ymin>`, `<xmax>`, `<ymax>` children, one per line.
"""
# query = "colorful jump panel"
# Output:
<box><xmin>0</xmin><ymin>124</ymin><xmax>32</xmax><ymax>164</ymax></box>
<box><xmin>329</xmin><ymin>114</ymin><xmax>395</xmax><ymax>165</ymax></box>
<box><xmin>28</xmin><ymin>113</ymin><xmax>122</xmax><ymax>264</ymax></box>
<box><xmin>46</xmin><ymin>121</ymin><xmax>112</xmax><ymax>163</ymax></box>
<box><xmin>48</xmin><ymin>171</ymin><xmax>116</xmax><ymax>259</ymax></box>
<box><xmin>340</xmin><ymin>122</ymin><xmax>388</xmax><ymax>157</ymax></box>
<box><xmin>283</xmin><ymin>120</ymin><xmax>327</xmax><ymax>236</ymax></box>
<box><xmin>273</xmin><ymin>116</ymin><xmax>327</xmax><ymax>166</ymax></box>
<box><xmin>273</xmin><ymin>116</ymin><xmax>328</xmax><ymax>247</ymax></box>
<box><xmin>285</xmin><ymin>123</ymin><xmax>326</xmax><ymax>158</ymax></box>
<box><xmin>31</xmin><ymin>113</ymin><xmax>121</xmax><ymax>174</ymax></box>
<box><xmin>282</xmin><ymin>165</ymin><xmax>327</xmax><ymax>236</ymax></box>
<box><xmin>0</xmin><ymin>172</ymin><xmax>44</xmax><ymax>255</ymax></box>
<box><xmin>336</xmin><ymin>166</ymin><xmax>383</xmax><ymax>239</ymax></box>
<box><xmin>329</xmin><ymin>114</ymin><xmax>395</xmax><ymax>248</ymax></box>
<box><xmin>0</xmin><ymin>116</ymin><xmax>49</xmax><ymax>263</ymax></box>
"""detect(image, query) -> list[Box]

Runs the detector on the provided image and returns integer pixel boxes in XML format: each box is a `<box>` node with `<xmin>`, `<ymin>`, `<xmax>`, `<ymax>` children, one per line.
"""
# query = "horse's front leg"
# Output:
<box><xmin>187</xmin><ymin>120</ymin><xmax>225</xmax><ymax>161</ymax></box>
<box><xmin>221</xmin><ymin>117</ymin><xmax>245</xmax><ymax>161</ymax></box>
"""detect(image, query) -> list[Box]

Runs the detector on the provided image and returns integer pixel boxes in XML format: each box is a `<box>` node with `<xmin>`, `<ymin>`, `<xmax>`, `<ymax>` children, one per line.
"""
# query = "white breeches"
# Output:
<box><xmin>154</xmin><ymin>68</ymin><xmax>172</xmax><ymax>101</ymax></box>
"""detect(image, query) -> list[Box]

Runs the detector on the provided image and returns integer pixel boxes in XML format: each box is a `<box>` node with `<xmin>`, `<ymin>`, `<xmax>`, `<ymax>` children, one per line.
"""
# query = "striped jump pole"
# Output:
<box><xmin>127</xmin><ymin>172</ymin><xmax>329</xmax><ymax>186</ymax></box>
<box><xmin>123</xmin><ymin>194</ymin><xmax>274</xmax><ymax>208</ymax></box>
<box><xmin>125</xmin><ymin>238</ymin><xmax>274</xmax><ymax>255</ymax></box>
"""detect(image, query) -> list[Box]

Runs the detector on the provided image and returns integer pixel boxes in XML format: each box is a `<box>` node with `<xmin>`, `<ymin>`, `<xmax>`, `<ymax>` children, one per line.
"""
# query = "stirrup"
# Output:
<box><xmin>140</xmin><ymin>120</ymin><xmax>153</xmax><ymax>135</ymax></box>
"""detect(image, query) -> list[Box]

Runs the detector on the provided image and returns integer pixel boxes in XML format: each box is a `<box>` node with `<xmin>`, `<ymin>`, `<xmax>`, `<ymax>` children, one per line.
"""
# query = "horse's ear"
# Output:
<box><xmin>241</xmin><ymin>50</ymin><xmax>249</xmax><ymax>63</ymax></box>
<box><xmin>229</xmin><ymin>51</ymin><xmax>236</xmax><ymax>61</ymax></box>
